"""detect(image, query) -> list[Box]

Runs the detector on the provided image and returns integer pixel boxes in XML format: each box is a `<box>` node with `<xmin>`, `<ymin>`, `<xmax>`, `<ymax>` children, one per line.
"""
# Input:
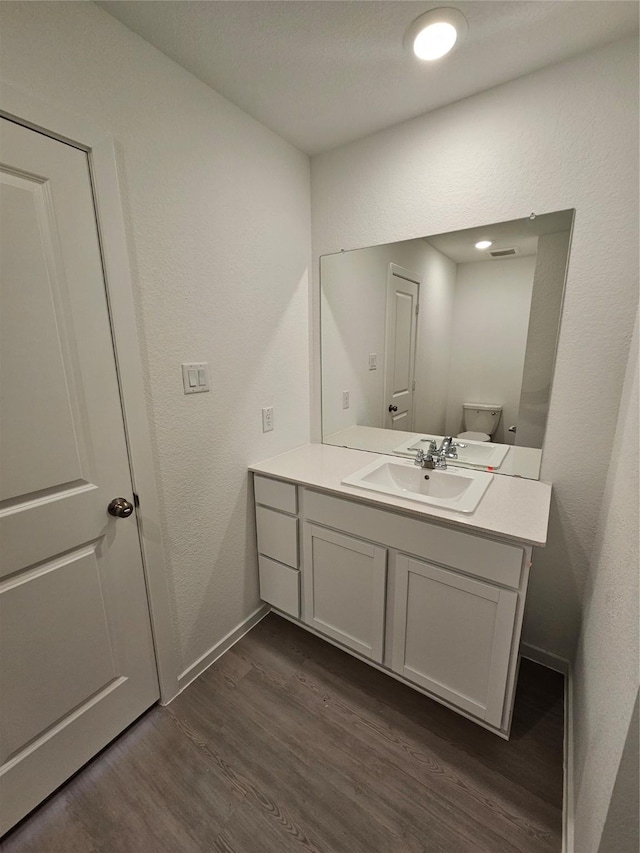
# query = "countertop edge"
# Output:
<box><xmin>249</xmin><ymin>444</ymin><xmax>552</xmax><ymax>548</ymax></box>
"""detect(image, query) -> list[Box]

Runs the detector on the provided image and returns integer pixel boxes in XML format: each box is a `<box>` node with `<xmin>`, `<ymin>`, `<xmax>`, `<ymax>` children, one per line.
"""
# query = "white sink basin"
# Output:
<box><xmin>341</xmin><ymin>457</ymin><xmax>493</xmax><ymax>513</ymax></box>
<box><xmin>393</xmin><ymin>435</ymin><xmax>510</xmax><ymax>470</ymax></box>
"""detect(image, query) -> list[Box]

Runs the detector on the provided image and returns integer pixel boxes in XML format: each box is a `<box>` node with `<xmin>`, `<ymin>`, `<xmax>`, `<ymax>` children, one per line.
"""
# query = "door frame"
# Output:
<box><xmin>0</xmin><ymin>82</ymin><xmax>180</xmax><ymax>702</ymax></box>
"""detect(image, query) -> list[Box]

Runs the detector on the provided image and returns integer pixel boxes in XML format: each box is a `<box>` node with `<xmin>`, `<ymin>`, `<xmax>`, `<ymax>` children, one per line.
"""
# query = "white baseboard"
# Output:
<box><xmin>519</xmin><ymin>643</ymin><xmax>573</xmax><ymax>853</ymax></box>
<box><xmin>169</xmin><ymin>604</ymin><xmax>270</xmax><ymax>700</ymax></box>
<box><xmin>563</xmin><ymin>664</ymin><xmax>575</xmax><ymax>853</ymax></box>
<box><xmin>520</xmin><ymin>642</ymin><xmax>570</xmax><ymax>675</ymax></box>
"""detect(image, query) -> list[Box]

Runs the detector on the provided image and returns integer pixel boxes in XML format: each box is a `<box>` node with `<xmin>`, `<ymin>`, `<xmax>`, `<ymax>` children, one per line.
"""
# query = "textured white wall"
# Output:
<box><xmin>321</xmin><ymin>245</ymin><xmax>392</xmax><ymax>437</ymax></box>
<box><xmin>517</xmin><ymin>231</ymin><xmax>571</xmax><ymax>448</ymax></box>
<box><xmin>572</xmin><ymin>313</ymin><xmax>639</xmax><ymax>853</ymax></box>
<box><xmin>311</xmin><ymin>37</ymin><xmax>639</xmax><ymax>659</ymax></box>
<box><xmin>0</xmin><ymin>2</ymin><xmax>311</xmax><ymax>676</ymax></box>
<box><xmin>413</xmin><ymin>244</ymin><xmax>457</xmax><ymax>435</ymax></box>
<box><xmin>445</xmin><ymin>256</ymin><xmax>535</xmax><ymax>444</ymax></box>
<box><xmin>597</xmin><ymin>694</ymin><xmax>639</xmax><ymax>853</ymax></box>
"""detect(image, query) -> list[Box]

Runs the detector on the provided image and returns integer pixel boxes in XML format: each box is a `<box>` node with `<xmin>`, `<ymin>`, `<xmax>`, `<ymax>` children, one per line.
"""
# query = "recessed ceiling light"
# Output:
<box><xmin>406</xmin><ymin>8</ymin><xmax>468</xmax><ymax>62</ymax></box>
<box><xmin>475</xmin><ymin>240</ymin><xmax>493</xmax><ymax>250</ymax></box>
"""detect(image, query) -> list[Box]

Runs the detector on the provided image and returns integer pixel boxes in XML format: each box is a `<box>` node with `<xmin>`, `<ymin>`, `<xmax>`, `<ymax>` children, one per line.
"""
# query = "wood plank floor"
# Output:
<box><xmin>1</xmin><ymin>613</ymin><xmax>564</xmax><ymax>853</ymax></box>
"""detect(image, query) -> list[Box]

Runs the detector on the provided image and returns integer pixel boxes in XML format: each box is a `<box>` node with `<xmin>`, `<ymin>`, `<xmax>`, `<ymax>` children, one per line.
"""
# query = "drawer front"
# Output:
<box><xmin>303</xmin><ymin>489</ymin><xmax>524</xmax><ymax>589</ymax></box>
<box><xmin>258</xmin><ymin>555</ymin><xmax>300</xmax><ymax>617</ymax></box>
<box><xmin>255</xmin><ymin>506</ymin><xmax>298</xmax><ymax>568</ymax></box>
<box><xmin>254</xmin><ymin>475</ymin><xmax>297</xmax><ymax>515</ymax></box>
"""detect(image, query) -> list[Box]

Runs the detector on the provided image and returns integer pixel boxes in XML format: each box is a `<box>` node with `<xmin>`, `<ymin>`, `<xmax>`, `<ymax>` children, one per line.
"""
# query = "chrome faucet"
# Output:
<box><xmin>440</xmin><ymin>436</ymin><xmax>454</xmax><ymax>455</ymax></box>
<box><xmin>414</xmin><ymin>436</ymin><xmax>467</xmax><ymax>470</ymax></box>
<box><xmin>414</xmin><ymin>440</ymin><xmax>446</xmax><ymax>470</ymax></box>
<box><xmin>438</xmin><ymin>436</ymin><xmax>466</xmax><ymax>459</ymax></box>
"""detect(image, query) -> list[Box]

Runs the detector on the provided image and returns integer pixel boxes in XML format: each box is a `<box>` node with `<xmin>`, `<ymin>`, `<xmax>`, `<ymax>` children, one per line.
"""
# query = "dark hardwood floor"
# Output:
<box><xmin>1</xmin><ymin>613</ymin><xmax>564</xmax><ymax>853</ymax></box>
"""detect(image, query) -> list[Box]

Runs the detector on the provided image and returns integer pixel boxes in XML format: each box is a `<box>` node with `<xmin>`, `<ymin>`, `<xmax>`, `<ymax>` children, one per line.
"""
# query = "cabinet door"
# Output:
<box><xmin>392</xmin><ymin>556</ymin><xmax>517</xmax><ymax>728</ymax></box>
<box><xmin>303</xmin><ymin>524</ymin><xmax>387</xmax><ymax>663</ymax></box>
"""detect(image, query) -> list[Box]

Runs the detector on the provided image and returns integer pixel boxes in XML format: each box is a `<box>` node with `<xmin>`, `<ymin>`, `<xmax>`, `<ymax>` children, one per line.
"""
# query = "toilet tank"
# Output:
<box><xmin>463</xmin><ymin>403</ymin><xmax>502</xmax><ymax>435</ymax></box>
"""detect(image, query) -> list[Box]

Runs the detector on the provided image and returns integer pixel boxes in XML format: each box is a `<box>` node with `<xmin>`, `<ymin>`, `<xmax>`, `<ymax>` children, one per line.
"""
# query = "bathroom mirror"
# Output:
<box><xmin>320</xmin><ymin>209</ymin><xmax>574</xmax><ymax>480</ymax></box>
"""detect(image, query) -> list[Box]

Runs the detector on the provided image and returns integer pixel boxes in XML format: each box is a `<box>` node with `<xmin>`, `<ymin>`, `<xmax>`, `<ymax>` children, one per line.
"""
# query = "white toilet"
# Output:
<box><xmin>458</xmin><ymin>403</ymin><xmax>502</xmax><ymax>443</ymax></box>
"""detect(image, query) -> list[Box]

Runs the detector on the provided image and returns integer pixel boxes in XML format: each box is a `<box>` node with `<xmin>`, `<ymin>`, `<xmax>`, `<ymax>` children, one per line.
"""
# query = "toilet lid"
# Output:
<box><xmin>458</xmin><ymin>431</ymin><xmax>490</xmax><ymax>442</ymax></box>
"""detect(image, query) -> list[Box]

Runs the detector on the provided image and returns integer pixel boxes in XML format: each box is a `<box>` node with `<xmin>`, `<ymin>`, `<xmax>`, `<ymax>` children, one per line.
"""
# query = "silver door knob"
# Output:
<box><xmin>107</xmin><ymin>497</ymin><xmax>134</xmax><ymax>518</ymax></box>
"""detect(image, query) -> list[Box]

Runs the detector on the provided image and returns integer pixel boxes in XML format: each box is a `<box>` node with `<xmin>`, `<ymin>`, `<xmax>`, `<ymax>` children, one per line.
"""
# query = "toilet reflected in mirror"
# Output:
<box><xmin>458</xmin><ymin>403</ymin><xmax>502</xmax><ymax>443</ymax></box>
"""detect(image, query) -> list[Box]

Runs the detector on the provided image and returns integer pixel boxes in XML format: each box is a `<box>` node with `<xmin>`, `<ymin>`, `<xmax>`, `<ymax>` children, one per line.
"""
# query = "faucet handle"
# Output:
<box><xmin>414</xmin><ymin>449</ymin><xmax>426</xmax><ymax>466</ymax></box>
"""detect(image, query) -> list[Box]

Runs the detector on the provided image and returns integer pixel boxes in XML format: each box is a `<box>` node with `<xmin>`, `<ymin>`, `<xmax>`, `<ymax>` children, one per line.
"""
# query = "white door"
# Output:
<box><xmin>392</xmin><ymin>555</ymin><xmax>517</xmax><ymax>728</ymax></box>
<box><xmin>0</xmin><ymin>118</ymin><xmax>159</xmax><ymax>833</ymax></box>
<box><xmin>303</xmin><ymin>523</ymin><xmax>387</xmax><ymax>663</ymax></box>
<box><xmin>383</xmin><ymin>264</ymin><xmax>419</xmax><ymax>430</ymax></box>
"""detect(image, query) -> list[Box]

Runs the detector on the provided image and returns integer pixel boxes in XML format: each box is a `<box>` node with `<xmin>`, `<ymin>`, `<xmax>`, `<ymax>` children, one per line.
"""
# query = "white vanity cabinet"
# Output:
<box><xmin>251</xmin><ymin>464</ymin><xmax>538</xmax><ymax>739</ymax></box>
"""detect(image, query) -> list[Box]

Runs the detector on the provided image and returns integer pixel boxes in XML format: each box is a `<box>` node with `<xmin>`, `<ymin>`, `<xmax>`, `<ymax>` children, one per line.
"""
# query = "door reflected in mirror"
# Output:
<box><xmin>320</xmin><ymin>210</ymin><xmax>574</xmax><ymax>480</ymax></box>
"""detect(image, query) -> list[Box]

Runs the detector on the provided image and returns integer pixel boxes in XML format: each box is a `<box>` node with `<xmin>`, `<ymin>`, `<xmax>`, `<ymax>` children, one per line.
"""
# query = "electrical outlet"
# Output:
<box><xmin>262</xmin><ymin>406</ymin><xmax>274</xmax><ymax>432</ymax></box>
<box><xmin>368</xmin><ymin>353</ymin><xmax>377</xmax><ymax>370</ymax></box>
<box><xmin>342</xmin><ymin>390</ymin><xmax>350</xmax><ymax>409</ymax></box>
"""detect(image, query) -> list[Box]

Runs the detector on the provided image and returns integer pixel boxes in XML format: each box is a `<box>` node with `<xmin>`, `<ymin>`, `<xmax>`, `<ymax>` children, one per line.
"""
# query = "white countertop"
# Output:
<box><xmin>249</xmin><ymin>443</ymin><xmax>552</xmax><ymax>546</ymax></box>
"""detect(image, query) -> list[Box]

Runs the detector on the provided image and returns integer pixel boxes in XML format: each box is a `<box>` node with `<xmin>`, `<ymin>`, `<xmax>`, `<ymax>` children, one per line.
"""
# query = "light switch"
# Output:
<box><xmin>182</xmin><ymin>362</ymin><xmax>210</xmax><ymax>394</ymax></box>
<box><xmin>368</xmin><ymin>353</ymin><xmax>377</xmax><ymax>370</ymax></box>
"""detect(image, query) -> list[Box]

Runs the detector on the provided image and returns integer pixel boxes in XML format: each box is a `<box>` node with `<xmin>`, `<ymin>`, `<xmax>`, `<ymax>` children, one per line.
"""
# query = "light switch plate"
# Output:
<box><xmin>368</xmin><ymin>353</ymin><xmax>377</xmax><ymax>370</ymax></box>
<box><xmin>182</xmin><ymin>362</ymin><xmax>210</xmax><ymax>394</ymax></box>
<box><xmin>342</xmin><ymin>390</ymin><xmax>350</xmax><ymax>409</ymax></box>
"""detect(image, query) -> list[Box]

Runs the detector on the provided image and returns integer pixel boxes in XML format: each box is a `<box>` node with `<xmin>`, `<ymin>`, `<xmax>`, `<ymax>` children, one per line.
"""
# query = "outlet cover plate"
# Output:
<box><xmin>262</xmin><ymin>406</ymin><xmax>274</xmax><ymax>432</ymax></box>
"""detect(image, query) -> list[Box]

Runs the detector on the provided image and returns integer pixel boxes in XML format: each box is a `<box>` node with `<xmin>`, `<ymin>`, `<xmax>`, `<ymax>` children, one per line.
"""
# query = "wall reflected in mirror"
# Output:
<box><xmin>320</xmin><ymin>210</ymin><xmax>574</xmax><ymax>480</ymax></box>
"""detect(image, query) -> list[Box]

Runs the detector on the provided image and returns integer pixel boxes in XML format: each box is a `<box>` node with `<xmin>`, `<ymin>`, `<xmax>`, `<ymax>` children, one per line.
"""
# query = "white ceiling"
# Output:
<box><xmin>98</xmin><ymin>1</ymin><xmax>639</xmax><ymax>155</ymax></box>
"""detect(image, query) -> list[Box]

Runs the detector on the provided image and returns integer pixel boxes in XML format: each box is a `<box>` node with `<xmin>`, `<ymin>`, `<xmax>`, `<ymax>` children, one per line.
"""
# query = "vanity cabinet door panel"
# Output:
<box><xmin>303</xmin><ymin>524</ymin><xmax>387</xmax><ymax>663</ymax></box>
<box><xmin>392</xmin><ymin>556</ymin><xmax>517</xmax><ymax>728</ymax></box>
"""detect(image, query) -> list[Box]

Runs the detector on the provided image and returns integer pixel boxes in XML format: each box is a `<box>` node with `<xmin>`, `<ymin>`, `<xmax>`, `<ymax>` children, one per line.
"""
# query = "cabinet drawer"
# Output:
<box><xmin>258</xmin><ymin>555</ymin><xmax>300</xmax><ymax>617</ymax></box>
<box><xmin>304</xmin><ymin>489</ymin><xmax>524</xmax><ymax>589</ymax></box>
<box><xmin>254</xmin><ymin>475</ymin><xmax>297</xmax><ymax>514</ymax></box>
<box><xmin>255</xmin><ymin>506</ymin><xmax>298</xmax><ymax>568</ymax></box>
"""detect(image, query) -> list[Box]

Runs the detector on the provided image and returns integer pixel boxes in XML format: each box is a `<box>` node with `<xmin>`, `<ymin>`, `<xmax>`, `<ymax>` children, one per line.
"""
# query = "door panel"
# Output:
<box><xmin>0</xmin><ymin>118</ymin><xmax>158</xmax><ymax>833</ymax></box>
<box><xmin>383</xmin><ymin>265</ymin><xmax>419</xmax><ymax>430</ymax></box>
<box><xmin>0</xmin><ymin>545</ymin><xmax>116</xmax><ymax>765</ymax></box>
<box><xmin>0</xmin><ymin>172</ymin><xmax>83</xmax><ymax>500</ymax></box>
